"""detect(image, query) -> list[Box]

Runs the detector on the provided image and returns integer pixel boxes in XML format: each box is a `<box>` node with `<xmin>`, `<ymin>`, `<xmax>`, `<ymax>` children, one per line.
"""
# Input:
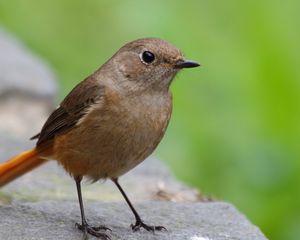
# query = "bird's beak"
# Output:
<box><xmin>174</xmin><ymin>59</ymin><xmax>200</xmax><ymax>69</ymax></box>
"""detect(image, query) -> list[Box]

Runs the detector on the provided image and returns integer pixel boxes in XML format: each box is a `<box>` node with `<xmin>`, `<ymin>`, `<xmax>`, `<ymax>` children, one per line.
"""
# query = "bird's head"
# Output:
<box><xmin>102</xmin><ymin>38</ymin><xmax>200</xmax><ymax>93</ymax></box>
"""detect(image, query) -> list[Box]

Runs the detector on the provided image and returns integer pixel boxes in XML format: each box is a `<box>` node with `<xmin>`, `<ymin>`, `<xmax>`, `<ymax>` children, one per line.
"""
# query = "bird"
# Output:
<box><xmin>0</xmin><ymin>38</ymin><xmax>200</xmax><ymax>239</ymax></box>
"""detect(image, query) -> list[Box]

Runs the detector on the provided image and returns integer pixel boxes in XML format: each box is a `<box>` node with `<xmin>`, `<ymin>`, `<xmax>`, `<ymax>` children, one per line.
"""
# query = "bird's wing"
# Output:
<box><xmin>31</xmin><ymin>76</ymin><xmax>105</xmax><ymax>146</ymax></box>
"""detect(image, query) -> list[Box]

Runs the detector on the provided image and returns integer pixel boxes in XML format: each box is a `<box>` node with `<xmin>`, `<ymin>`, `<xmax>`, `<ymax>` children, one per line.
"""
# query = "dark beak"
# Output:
<box><xmin>175</xmin><ymin>59</ymin><xmax>200</xmax><ymax>69</ymax></box>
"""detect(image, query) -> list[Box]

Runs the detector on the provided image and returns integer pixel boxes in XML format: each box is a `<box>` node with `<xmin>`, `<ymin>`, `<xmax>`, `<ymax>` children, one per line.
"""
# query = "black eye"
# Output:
<box><xmin>141</xmin><ymin>51</ymin><xmax>155</xmax><ymax>64</ymax></box>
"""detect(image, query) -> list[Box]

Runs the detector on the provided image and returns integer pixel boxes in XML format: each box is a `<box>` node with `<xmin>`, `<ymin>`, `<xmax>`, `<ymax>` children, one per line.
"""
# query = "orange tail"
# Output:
<box><xmin>0</xmin><ymin>148</ymin><xmax>48</xmax><ymax>187</ymax></box>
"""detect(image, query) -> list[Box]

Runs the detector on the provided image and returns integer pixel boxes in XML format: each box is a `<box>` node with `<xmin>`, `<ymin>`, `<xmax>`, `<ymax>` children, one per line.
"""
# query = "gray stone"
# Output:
<box><xmin>0</xmin><ymin>28</ymin><xmax>57</xmax><ymax>98</ymax></box>
<box><xmin>0</xmin><ymin>201</ymin><xmax>267</xmax><ymax>240</ymax></box>
<box><xmin>0</xmin><ymin>96</ymin><xmax>52</xmax><ymax>138</ymax></box>
<box><xmin>0</xmin><ymin>28</ymin><xmax>58</xmax><ymax>138</ymax></box>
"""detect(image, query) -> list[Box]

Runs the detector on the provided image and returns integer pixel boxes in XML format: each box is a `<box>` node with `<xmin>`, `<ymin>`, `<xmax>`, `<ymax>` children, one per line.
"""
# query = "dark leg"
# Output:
<box><xmin>75</xmin><ymin>177</ymin><xmax>111</xmax><ymax>239</ymax></box>
<box><xmin>113</xmin><ymin>178</ymin><xmax>166</xmax><ymax>232</ymax></box>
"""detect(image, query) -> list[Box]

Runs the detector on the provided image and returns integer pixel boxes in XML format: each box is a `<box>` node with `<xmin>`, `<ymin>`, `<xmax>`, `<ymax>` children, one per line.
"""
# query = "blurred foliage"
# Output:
<box><xmin>0</xmin><ymin>1</ymin><xmax>299</xmax><ymax>239</ymax></box>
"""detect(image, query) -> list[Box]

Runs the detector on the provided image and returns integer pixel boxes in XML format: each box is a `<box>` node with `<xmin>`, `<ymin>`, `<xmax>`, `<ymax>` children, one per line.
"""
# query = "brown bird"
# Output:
<box><xmin>0</xmin><ymin>38</ymin><xmax>199</xmax><ymax>239</ymax></box>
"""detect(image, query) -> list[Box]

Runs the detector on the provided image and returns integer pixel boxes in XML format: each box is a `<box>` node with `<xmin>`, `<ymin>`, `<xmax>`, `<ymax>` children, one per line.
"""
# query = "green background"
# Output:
<box><xmin>0</xmin><ymin>1</ymin><xmax>299</xmax><ymax>239</ymax></box>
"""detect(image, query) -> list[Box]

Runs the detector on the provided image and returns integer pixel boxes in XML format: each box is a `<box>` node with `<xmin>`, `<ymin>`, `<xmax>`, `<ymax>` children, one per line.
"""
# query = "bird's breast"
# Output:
<box><xmin>53</xmin><ymin>91</ymin><xmax>172</xmax><ymax>180</ymax></box>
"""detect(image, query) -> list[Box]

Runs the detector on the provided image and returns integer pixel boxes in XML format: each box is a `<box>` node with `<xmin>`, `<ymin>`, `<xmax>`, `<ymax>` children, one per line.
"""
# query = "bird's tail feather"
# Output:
<box><xmin>0</xmin><ymin>148</ymin><xmax>48</xmax><ymax>187</ymax></box>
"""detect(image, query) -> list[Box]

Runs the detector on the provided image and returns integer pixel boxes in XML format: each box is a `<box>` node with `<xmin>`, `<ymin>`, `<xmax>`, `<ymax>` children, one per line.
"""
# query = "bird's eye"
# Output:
<box><xmin>141</xmin><ymin>51</ymin><xmax>155</xmax><ymax>64</ymax></box>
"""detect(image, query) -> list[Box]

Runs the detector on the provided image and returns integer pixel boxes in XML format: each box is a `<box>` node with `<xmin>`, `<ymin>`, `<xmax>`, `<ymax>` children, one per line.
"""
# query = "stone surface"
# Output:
<box><xmin>0</xmin><ymin>28</ymin><xmax>57</xmax><ymax>138</ymax></box>
<box><xmin>0</xmin><ymin>96</ymin><xmax>52</xmax><ymax>138</ymax></box>
<box><xmin>0</xmin><ymin>201</ymin><xmax>267</xmax><ymax>240</ymax></box>
<box><xmin>0</xmin><ymin>28</ymin><xmax>57</xmax><ymax>98</ymax></box>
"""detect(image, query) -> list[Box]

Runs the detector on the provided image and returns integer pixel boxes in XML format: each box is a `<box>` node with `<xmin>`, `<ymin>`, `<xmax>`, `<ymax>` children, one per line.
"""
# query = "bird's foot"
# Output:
<box><xmin>131</xmin><ymin>219</ymin><xmax>167</xmax><ymax>232</ymax></box>
<box><xmin>76</xmin><ymin>222</ymin><xmax>111</xmax><ymax>240</ymax></box>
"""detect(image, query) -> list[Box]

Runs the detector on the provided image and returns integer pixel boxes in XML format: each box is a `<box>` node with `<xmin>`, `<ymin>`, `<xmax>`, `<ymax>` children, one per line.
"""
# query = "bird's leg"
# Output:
<box><xmin>112</xmin><ymin>178</ymin><xmax>166</xmax><ymax>232</ymax></box>
<box><xmin>75</xmin><ymin>176</ymin><xmax>111</xmax><ymax>240</ymax></box>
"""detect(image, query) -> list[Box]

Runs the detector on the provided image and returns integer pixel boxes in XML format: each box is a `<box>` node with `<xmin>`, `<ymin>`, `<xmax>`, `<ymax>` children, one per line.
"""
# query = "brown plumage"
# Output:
<box><xmin>0</xmin><ymin>38</ymin><xmax>199</xmax><ymax>239</ymax></box>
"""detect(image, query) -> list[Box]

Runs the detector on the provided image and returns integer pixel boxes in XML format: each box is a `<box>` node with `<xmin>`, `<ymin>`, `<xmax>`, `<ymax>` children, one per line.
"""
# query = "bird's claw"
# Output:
<box><xmin>91</xmin><ymin>225</ymin><xmax>112</xmax><ymax>232</ymax></box>
<box><xmin>76</xmin><ymin>222</ymin><xmax>111</xmax><ymax>240</ymax></box>
<box><xmin>131</xmin><ymin>220</ymin><xmax>167</xmax><ymax>232</ymax></box>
